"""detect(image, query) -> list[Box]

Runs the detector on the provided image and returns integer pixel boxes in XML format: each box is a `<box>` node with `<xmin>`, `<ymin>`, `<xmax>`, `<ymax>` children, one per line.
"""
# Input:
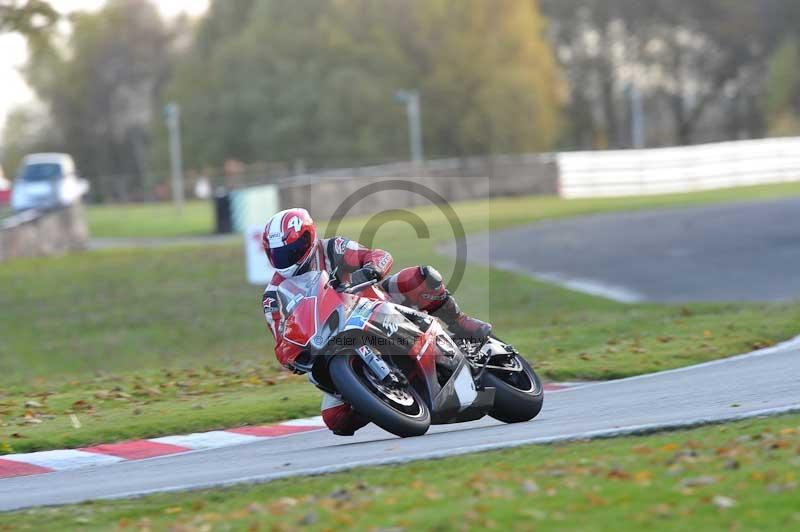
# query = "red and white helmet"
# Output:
<box><xmin>262</xmin><ymin>208</ymin><xmax>317</xmax><ymax>277</ymax></box>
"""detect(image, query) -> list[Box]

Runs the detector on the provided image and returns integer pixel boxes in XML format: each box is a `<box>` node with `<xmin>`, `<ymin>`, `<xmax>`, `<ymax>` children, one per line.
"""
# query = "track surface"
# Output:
<box><xmin>454</xmin><ymin>197</ymin><xmax>800</xmax><ymax>302</ymax></box>
<box><xmin>2</xmin><ymin>336</ymin><xmax>799</xmax><ymax>512</ymax></box>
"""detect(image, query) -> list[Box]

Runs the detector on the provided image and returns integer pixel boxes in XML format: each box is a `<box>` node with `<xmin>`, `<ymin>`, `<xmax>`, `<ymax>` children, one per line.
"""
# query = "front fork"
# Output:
<box><xmin>355</xmin><ymin>343</ymin><xmax>418</xmax><ymax>389</ymax></box>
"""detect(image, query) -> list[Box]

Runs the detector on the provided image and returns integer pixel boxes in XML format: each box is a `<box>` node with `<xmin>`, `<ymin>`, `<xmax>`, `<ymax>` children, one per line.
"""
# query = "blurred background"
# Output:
<box><xmin>2</xmin><ymin>0</ymin><xmax>800</xmax><ymax>203</ymax></box>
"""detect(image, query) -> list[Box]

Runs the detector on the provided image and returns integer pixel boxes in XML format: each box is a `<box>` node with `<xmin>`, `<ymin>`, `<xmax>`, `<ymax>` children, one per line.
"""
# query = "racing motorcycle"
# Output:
<box><xmin>279</xmin><ymin>269</ymin><xmax>543</xmax><ymax>437</ymax></box>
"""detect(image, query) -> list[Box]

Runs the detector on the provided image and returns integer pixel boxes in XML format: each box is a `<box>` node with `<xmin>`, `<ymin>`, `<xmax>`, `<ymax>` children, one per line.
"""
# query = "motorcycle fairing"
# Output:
<box><xmin>279</xmin><ymin>269</ymin><xmax>497</xmax><ymax>426</ymax></box>
<box><xmin>429</xmin><ymin>357</ymin><xmax>495</xmax><ymax>424</ymax></box>
<box><xmin>283</xmin><ymin>296</ymin><xmax>318</xmax><ymax>347</ymax></box>
<box><xmin>400</xmin><ymin>319</ymin><xmax>495</xmax><ymax>423</ymax></box>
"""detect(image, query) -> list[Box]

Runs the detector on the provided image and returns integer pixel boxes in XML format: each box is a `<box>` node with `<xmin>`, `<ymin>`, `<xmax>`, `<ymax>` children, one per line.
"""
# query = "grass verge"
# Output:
<box><xmin>3</xmin><ymin>413</ymin><xmax>800</xmax><ymax>530</ymax></box>
<box><xmin>1</xmin><ymin>183</ymin><xmax>799</xmax><ymax>453</ymax></box>
<box><xmin>87</xmin><ymin>201</ymin><xmax>213</xmax><ymax>238</ymax></box>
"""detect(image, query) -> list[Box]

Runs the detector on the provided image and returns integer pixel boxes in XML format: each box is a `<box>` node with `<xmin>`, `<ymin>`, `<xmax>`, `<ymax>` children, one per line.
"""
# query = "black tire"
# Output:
<box><xmin>483</xmin><ymin>354</ymin><xmax>544</xmax><ymax>423</ymax></box>
<box><xmin>329</xmin><ymin>353</ymin><xmax>431</xmax><ymax>437</ymax></box>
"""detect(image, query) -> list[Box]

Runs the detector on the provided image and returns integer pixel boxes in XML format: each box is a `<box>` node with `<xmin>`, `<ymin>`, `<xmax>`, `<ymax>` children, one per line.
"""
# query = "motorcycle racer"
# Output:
<box><xmin>262</xmin><ymin>207</ymin><xmax>491</xmax><ymax>435</ymax></box>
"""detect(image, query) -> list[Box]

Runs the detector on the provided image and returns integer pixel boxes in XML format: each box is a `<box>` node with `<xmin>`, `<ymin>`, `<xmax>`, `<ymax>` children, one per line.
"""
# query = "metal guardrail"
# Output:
<box><xmin>1</xmin><ymin>208</ymin><xmax>48</xmax><ymax>230</ymax></box>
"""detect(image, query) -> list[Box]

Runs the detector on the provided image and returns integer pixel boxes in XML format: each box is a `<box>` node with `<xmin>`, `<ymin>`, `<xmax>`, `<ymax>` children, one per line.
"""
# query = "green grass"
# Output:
<box><xmin>1</xmin><ymin>182</ymin><xmax>800</xmax><ymax>454</ymax></box>
<box><xmin>87</xmin><ymin>201</ymin><xmax>213</xmax><ymax>238</ymax></box>
<box><xmin>4</xmin><ymin>413</ymin><xmax>800</xmax><ymax>530</ymax></box>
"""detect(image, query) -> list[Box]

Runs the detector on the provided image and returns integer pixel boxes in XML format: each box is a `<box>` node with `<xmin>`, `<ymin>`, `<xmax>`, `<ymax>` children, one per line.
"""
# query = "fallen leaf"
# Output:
<box><xmin>587</xmin><ymin>493</ymin><xmax>607</xmax><ymax>506</ymax></box>
<box><xmin>298</xmin><ymin>512</ymin><xmax>317</xmax><ymax>526</ymax></box>
<box><xmin>607</xmin><ymin>468</ymin><xmax>631</xmax><ymax>480</ymax></box>
<box><xmin>711</xmin><ymin>495</ymin><xmax>737</xmax><ymax>509</ymax></box>
<box><xmin>724</xmin><ymin>459</ymin><xmax>740</xmax><ymax>470</ymax></box>
<box><xmin>71</xmin><ymin>400</ymin><xmax>93</xmax><ymax>412</ymax></box>
<box><xmin>521</xmin><ymin>480</ymin><xmax>540</xmax><ymax>494</ymax></box>
<box><xmin>681</xmin><ymin>476</ymin><xmax>717</xmax><ymax>488</ymax></box>
<box><xmin>652</xmin><ymin>503</ymin><xmax>672</xmax><ymax>516</ymax></box>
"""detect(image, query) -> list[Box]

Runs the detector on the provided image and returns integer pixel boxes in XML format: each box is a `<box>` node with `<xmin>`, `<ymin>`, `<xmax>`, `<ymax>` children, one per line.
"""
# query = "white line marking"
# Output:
<box><xmin>151</xmin><ymin>431</ymin><xmax>263</xmax><ymax>450</ymax></box>
<box><xmin>491</xmin><ymin>260</ymin><xmax>646</xmax><ymax>303</ymax></box>
<box><xmin>534</xmin><ymin>272</ymin><xmax>646</xmax><ymax>303</ymax></box>
<box><xmin>281</xmin><ymin>416</ymin><xmax>325</xmax><ymax>427</ymax></box>
<box><xmin>1</xmin><ymin>450</ymin><xmax>124</xmax><ymax>471</ymax></box>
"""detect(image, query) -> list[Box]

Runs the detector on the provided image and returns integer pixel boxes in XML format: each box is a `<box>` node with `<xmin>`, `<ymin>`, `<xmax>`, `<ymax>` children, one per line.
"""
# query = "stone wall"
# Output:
<box><xmin>0</xmin><ymin>203</ymin><xmax>89</xmax><ymax>262</ymax></box>
<box><xmin>278</xmin><ymin>154</ymin><xmax>558</xmax><ymax>220</ymax></box>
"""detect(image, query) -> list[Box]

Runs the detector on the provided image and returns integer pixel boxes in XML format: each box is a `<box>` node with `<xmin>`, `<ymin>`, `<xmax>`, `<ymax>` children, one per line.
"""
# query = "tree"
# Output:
<box><xmin>763</xmin><ymin>37</ymin><xmax>800</xmax><ymax>135</ymax></box>
<box><xmin>0</xmin><ymin>0</ymin><xmax>57</xmax><ymax>38</ymax></box>
<box><xmin>163</xmin><ymin>0</ymin><xmax>563</xmax><ymax>172</ymax></box>
<box><xmin>25</xmin><ymin>0</ymin><xmax>175</xmax><ymax>200</ymax></box>
<box><xmin>0</xmin><ymin>103</ymin><xmax>60</xmax><ymax>175</ymax></box>
<box><xmin>543</xmin><ymin>0</ymin><xmax>780</xmax><ymax>147</ymax></box>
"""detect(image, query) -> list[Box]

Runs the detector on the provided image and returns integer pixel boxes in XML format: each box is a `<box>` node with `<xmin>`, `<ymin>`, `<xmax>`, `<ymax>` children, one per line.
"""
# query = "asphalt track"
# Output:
<box><xmin>2</xmin><ymin>335</ymin><xmax>800</xmax><ymax>512</ymax></box>
<box><xmin>453</xmin><ymin>197</ymin><xmax>800</xmax><ymax>302</ymax></box>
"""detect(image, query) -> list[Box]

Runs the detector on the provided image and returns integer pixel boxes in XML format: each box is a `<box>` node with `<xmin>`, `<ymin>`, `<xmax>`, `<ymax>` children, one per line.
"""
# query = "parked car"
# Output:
<box><xmin>0</xmin><ymin>165</ymin><xmax>10</xmax><ymax>206</ymax></box>
<box><xmin>10</xmin><ymin>153</ymin><xmax>90</xmax><ymax>212</ymax></box>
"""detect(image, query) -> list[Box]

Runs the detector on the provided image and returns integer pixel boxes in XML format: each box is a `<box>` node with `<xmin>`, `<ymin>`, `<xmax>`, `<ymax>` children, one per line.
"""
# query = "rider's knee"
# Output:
<box><xmin>419</xmin><ymin>265</ymin><xmax>444</xmax><ymax>290</ymax></box>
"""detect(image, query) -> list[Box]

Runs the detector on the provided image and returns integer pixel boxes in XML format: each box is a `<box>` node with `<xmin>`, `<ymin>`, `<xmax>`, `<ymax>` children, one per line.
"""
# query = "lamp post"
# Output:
<box><xmin>395</xmin><ymin>89</ymin><xmax>424</xmax><ymax>166</ymax></box>
<box><xmin>164</xmin><ymin>102</ymin><xmax>184</xmax><ymax>213</ymax></box>
<box><xmin>625</xmin><ymin>84</ymin><xmax>646</xmax><ymax>149</ymax></box>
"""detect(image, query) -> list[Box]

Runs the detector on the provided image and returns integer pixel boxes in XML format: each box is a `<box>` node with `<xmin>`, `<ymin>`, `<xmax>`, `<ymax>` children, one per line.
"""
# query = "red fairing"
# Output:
<box><xmin>283</xmin><ymin>300</ymin><xmax>317</xmax><ymax>347</ymax></box>
<box><xmin>275</xmin><ymin>340</ymin><xmax>302</xmax><ymax>368</ymax></box>
<box><xmin>263</xmin><ymin>237</ymin><xmax>393</xmax><ymax>369</ymax></box>
<box><xmin>407</xmin><ymin>327</ymin><xmax>438</xmax><ymax>378</ymax></box>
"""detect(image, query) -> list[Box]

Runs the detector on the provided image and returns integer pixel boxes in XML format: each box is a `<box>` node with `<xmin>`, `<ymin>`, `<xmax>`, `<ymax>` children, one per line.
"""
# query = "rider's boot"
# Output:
<box><xmin>432</xmin><ymin>295</ymin><xmax>492</xmax><ymax>341</ymax></box>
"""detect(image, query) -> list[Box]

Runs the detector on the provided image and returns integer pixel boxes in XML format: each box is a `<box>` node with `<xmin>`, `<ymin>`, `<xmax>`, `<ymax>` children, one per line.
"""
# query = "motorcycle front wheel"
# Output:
<box><xmin>329</xmin><ymin>353</ymin><xmax>431</xmax><ymax>437</ymax></box>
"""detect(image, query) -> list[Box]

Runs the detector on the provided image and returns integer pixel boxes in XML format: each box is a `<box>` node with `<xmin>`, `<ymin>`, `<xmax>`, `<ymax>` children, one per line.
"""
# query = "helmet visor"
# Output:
<box><xmin>268</xmin><ymin>231</ymin><xmax>312</xmax><ymax>269</ymax></box>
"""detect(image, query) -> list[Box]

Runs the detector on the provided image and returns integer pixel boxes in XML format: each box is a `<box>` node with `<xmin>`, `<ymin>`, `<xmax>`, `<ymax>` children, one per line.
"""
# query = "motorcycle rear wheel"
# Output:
<box><xmin>329</xmin><ymin>353</ymin><xmax>431</xmax><ymax>437</ymax></box>
<box><xmin>483</xmin><ymin>353</ymin><xmax>544</xmax><ymax>423</ymax></box>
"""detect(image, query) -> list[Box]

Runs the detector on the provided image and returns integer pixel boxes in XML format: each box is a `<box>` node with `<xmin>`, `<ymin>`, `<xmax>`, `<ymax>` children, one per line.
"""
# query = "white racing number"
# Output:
<box><xmin>287</xmin><ymin>215</ymin><xmax>303</xmax><ymax>233</ymax></box>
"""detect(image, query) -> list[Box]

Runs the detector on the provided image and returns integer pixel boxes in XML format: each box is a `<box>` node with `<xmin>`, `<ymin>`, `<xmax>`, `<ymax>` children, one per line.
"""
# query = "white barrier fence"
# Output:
<box><xmin>558</xmin><ymin>137</ymin><xmax>800</xmax><ymax>198</ymax></box>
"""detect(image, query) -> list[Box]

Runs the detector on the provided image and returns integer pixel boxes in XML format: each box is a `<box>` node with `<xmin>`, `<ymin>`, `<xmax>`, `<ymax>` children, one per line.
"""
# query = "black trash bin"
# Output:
<box><xmin>214</xmin><ymin>188</ymin><xmax>232</xmax><ymax>234</ymax></box>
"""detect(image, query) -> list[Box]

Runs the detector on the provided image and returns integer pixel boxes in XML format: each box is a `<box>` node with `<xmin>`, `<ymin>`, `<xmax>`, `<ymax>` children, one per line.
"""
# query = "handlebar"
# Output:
<box><xmin>340</xmin><ymin>279</ymin><xmax>379</xmax><ymax>294</ymax></box>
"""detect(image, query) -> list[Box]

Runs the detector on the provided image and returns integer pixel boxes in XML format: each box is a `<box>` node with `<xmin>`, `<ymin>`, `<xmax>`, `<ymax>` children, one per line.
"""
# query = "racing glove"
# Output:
<box><xmin>350</xmin><ymin>266</ymin><xmax>381</xmax><ymax>286</ymax></box>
